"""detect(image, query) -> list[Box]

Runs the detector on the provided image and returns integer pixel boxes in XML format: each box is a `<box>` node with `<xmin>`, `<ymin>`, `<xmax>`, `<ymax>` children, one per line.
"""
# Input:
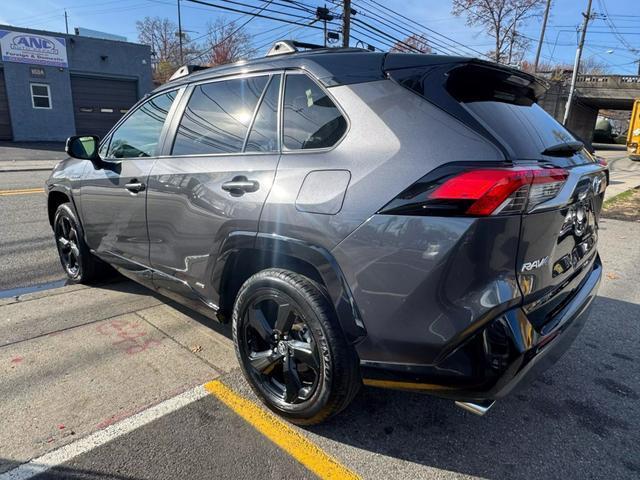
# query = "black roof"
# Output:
<box><xmin>155</xmin><ymin>47</ymin><xmax>478</xmax><ymax>94</ymax></box>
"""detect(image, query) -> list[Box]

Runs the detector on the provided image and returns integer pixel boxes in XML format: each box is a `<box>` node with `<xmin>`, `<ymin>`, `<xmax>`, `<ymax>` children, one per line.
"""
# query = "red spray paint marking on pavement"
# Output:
<box><xmin>96</xmin><ymin>319</ymin><xmax>161</xmax><ymax>355</ymax></box>
<box><xmin>10</xmin><ymin>356</ymin><xmax>23</xmax><ymax>364</ymax></box>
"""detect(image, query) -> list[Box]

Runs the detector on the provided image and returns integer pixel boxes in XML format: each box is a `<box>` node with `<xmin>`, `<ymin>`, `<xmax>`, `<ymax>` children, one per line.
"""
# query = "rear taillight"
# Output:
<box><xmin>380</xmin><ymin>164</ymin><xmax>568</xmax><ymax>217</ymax></box>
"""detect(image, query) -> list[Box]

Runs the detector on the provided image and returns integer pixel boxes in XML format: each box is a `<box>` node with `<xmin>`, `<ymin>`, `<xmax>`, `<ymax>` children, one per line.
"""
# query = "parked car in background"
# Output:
<box><xmin>47</xmin><ymin>42</ymin><xmax>607</xmax><ymax>424</ymax></box>
<box><xmin>593</xmin><ymin>119</ymin><xmax>616</xmax><ymax>144</ymax></box>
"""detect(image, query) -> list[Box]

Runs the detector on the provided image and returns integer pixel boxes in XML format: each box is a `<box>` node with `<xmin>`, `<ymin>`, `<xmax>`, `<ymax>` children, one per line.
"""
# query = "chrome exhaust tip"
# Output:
<box><xmin>455</xmin><ymin>400</ymin><xmax>495</xmax><ymax>416</ymax></box>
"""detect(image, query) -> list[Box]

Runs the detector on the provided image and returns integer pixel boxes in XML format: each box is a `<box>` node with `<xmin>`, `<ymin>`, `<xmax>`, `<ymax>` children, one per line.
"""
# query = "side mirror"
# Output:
<box><xmin>66</xmin><ymin>135</ymin><xmax>100</xmax><ymax>161</ymax></box>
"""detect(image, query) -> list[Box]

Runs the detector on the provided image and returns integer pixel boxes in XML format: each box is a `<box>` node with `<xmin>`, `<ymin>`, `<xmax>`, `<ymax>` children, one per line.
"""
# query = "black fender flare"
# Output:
<box><xmin>46</xmin><ymin>184</ymin><xmax>77</xmax><ymax>227</ymax></box>
<box><xmin>210</xmin><ymin>232</ymin><xmax>366</xmax><ymax>344</ymax></box>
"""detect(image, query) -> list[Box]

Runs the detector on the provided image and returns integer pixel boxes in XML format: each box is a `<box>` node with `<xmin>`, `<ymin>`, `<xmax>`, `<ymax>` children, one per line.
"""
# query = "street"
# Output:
<box><xmin>0</xmin><ymin>170</ymin><xmax>61</xmax><ymax>292</ymax></box>
<box><xmin>1</xmin><ymin>156</ymin><xmax>639</xmax><ymax>479</ymax></box>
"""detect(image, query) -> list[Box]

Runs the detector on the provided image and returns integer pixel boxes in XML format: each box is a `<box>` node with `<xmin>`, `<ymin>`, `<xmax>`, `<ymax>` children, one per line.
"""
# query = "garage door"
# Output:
<box><xmin>71</xmin><ymin>76</ymin><xmax>138</xmax><ymax>137</ymax></box>
<box><xmin>0</xmin><ymin>69</ymin><xmax>12</xmax><ymax>141</ymax></box>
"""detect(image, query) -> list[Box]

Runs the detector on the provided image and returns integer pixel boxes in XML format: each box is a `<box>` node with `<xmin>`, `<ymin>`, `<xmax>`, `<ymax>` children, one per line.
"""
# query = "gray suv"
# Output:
<box><xmin>47</xmin><ymin>42</ymin><xmax>606</xmax><ymax>425</ymax></box>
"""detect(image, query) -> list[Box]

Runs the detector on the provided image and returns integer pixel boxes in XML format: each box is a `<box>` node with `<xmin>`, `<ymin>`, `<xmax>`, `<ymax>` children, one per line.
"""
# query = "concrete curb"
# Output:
<box><xmin>0</xmin><ymin>167</ymin><xmax>55</xmax><ymax>173</ymax></box>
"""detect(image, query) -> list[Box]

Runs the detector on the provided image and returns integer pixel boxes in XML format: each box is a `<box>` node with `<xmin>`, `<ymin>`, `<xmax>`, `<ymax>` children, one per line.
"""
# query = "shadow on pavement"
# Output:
<box><xmin>92</xmin><ymin>278</ymin><xmax>232</xmax><ymax>341</ymax></box>
<box><xmin>308</xmin><ymin>295</ymin><xmax>640</xmax><ymax>480</ymax></box>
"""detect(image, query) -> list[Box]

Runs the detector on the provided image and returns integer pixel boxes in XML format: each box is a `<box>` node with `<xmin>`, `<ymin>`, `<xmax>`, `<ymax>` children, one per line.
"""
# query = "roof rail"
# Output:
<box><xmin>169</xmin><ymin>64</ymin><xmax>208</xmax><ymax>81</ymax></box>
<box><xmin>265</xmin><ymin>40</ymin><xmax>325</xmax><ymax>57</ymax></box>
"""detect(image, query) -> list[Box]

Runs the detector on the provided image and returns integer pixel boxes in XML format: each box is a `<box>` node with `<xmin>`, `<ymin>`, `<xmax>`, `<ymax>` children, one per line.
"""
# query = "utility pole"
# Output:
<box><xmin>507</xmin><ymin>26</ymin><xmax>516</xmax><ymax>64</ymax></box>
<box><xmin>563</xmin><ymin>0</ymin><xmax>593</xmax><ymax>126</ymax></box>
<box><xmin>324</xmin><ymin>4</ymin><xmax>327</xmax><ymax>47</ymax></box>
<box><xmin>534</xmin><ymin>0</ymin><xmax>552</xmax><ymax>72</ymax></box>
<box><xmin>177</xmin><ymin>0</ymin><xmax>184</xmax><ymax>65</ymax></box>
<box><xmin>64</xmin><ymin>9</ymin><xmax>69</xmax><ymax>34</ymax></box>
<box><xmin>342</xmin><ymin>0</ymin><xmax>351</xmax><ymax>48</ymax></box>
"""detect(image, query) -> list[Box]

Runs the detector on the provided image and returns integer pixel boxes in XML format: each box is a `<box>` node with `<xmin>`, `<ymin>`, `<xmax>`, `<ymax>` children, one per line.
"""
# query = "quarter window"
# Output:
<box><xmin>172</xmin><ymin>75</ymin><xmax>269</xmax><ymax>156</ymax></box>
<box><xmin>31</xmin><ymin>83</ymin><xmax>51</xmax><ymax>109</ymax></box>
<box><xmin>282</xmin><ymin>74</ymin><xmax>346</xmax><ymax>150</ymax></box>
<box><xmin>106</xmin><ymin>90</ymin><xmax>177</xmax><ymax>159</ymax></box>
<box><xmin>245</xmin><ymin>75</ymin><xmax>281</xmax><ymax>153</ymax></box>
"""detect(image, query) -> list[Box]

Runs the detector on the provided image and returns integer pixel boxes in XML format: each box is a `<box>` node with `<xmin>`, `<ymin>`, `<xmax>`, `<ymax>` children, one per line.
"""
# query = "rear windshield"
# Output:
<box><xmin>389</xmin><ymin>62</ymin><xmax>594</xmax><ymax>165</ymax></box>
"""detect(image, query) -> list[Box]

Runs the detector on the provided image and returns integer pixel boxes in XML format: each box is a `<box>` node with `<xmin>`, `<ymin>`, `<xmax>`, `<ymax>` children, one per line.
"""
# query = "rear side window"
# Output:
<box><xmin>107</xmin><ymin>90</ymin><xmax>176</xmax><ymax>159</ymax></box>
<box><xmin>245</xmin><ymin>75</ymin><xmax>280</xmax><ymax>152</ymax></box>
<box><xmin>283</xmin><ymin>74</ymin><xmax>347</xmax><ymax>150</ymax></box>
<box><xmin>172</xmin><ymin>75</ymin><xmax>268</xmax><ymax>155</ymax></box>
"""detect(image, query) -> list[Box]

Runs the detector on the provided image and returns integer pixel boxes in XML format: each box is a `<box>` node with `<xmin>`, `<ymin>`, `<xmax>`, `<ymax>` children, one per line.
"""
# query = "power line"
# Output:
<box><xmin>184</xmin><ymin>0</ymin><xmax>333</xmax><ymax>30</ymax></box>
<box><xmin>352</xmin><ymin>1</ymin><xmax>460</xmax><ymax>55</ymax></box>
<box><xmin>358</xmin><ymin>0</ymin><xmax>490</xmax><ymax>59</ymax></box>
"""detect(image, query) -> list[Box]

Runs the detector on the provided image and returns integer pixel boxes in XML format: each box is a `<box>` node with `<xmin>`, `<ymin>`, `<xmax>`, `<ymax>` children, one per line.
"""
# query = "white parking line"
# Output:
<box><xmin>0</xmin><ymin>385</ymin><xmax>208</xmax><ymax>480</ymax></box>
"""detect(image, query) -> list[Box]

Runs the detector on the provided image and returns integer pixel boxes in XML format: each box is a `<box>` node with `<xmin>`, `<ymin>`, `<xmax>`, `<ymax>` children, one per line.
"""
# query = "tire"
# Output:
<box><xmin>232</xmin><ymin>268</ymin><xmax>361</xmax><ymax>425</ymax></box>
<box><xmin>53</xmin><ymin>202</ymin><xmax>105</xmax><ymax>283</ymax></box>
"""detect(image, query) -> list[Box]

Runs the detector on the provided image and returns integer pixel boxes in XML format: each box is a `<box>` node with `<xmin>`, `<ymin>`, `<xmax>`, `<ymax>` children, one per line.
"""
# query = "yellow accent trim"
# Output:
<box><xmin>204</xmin><ymin>380</ymin><xmax>360</xmax><ymax>480</ymax></box>
<box><xmin>363</xmin><ymin>378</ymin><xmax>453</xmax><ymax>391</ymax></box>
<box><xmin>0</xmin><ymin>187</ymin><xmax>45</xmax><ymax>196</ymax></box>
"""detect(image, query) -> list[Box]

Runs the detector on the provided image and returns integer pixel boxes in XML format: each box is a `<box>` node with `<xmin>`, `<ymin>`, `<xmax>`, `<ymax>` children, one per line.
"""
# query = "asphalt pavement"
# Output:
<box><xmin>0</xmin><ymin>170</ymin><xmax>62</xmax><ymax>291</ymax></box>
<box><xmin>0</xmin><ymin>146</ymin><xmax>639</xmax><ymax>479</ymax></box>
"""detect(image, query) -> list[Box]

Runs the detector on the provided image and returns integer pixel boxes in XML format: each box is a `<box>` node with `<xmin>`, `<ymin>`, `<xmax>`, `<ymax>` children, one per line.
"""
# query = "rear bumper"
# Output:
<box><xmin>360</xmin><ymin>255</ymin><xmax>602</xmax><ymax>402</ymax></box>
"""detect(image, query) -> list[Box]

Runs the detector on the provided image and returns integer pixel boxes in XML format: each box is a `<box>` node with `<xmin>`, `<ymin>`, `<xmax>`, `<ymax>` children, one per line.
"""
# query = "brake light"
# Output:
<box><xmin>431</xmin><ymin>167</ymin><xmax>568</xmax><ymax>215</ymax></box>
<box><xmin>380</xmin><ymin>165</ymin><xmax>569</xmax><ymax>217</ymax></box>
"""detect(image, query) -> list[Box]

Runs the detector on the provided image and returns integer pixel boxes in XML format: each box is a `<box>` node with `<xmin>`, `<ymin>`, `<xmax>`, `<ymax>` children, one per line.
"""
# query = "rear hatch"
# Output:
<box><xmin>386</xmin><ymin>57</ymin><xmax>607</xmax><ymax>331</ymax></box>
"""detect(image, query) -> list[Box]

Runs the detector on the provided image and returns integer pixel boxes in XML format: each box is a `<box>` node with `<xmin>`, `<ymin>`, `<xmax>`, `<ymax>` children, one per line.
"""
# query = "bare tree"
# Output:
<box><xmin>521</xmin><ymin>57</ymin><xmax>609</xmax><ymax>78</ymax></box>
<box><xmin>452</xmin><ymin>0</ymin><xmax>544</xmax><ymax>63</ymax></box>
<box><xmin>136</xmin><ymin>16</ymin><xmax>197</xmax><ymax>83</ymax></box>
<box><xmin>199</xmin><ymin>18</ymin><xmax>254</xmax><ymax>67</ymax></box>
<box><xmin>390</xmin><ymin>33</ymin><xmax>432</xmax><ymax>54</ymax></box>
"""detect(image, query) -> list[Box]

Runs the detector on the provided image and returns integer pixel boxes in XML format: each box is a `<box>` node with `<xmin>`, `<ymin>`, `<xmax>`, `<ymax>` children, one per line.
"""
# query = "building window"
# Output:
<box><xmin>30</xmin><ymin>83</ymin><xmax>51</xmax><ymax>109</ymax></box>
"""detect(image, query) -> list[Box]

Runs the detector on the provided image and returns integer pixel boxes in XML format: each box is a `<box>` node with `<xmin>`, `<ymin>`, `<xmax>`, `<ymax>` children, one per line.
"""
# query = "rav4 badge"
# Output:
<box><xmin>521</xmin><ymin>256</ymin><xmax>550</xmax><ymax>272</ymax></box>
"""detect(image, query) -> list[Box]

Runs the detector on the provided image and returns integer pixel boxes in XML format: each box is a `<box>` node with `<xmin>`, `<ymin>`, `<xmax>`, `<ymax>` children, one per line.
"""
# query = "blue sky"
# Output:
<box><xmin>1</xmin><ymin>0</ymin><xmax>638</xmax><ymax>74</ymax></box>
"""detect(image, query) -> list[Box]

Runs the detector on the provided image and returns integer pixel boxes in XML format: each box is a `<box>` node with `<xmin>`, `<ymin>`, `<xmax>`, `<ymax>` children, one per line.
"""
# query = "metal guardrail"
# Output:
<box><xmin>576</xmin><ymin>75</ymin><xmax>640</xmax><ymax>85</ymax></box>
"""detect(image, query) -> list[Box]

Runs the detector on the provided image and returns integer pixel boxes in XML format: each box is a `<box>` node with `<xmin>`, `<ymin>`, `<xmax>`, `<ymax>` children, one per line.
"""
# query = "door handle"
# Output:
<box><xmin>125</xmin><ymin>180</ymin><xmax>146</xmax><ymax>193</ymax></box>
<box><xmin>221</xmin><ymin>176</ymin><xmax>259</xmax><ymax>195</ymax></box>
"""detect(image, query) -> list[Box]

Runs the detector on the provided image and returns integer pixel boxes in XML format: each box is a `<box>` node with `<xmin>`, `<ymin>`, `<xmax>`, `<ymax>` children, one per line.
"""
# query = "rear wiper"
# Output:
<box><xmin>541</xmin><ymin>141</ymin><xmax>584</xmax><ymax>157</ymax></box>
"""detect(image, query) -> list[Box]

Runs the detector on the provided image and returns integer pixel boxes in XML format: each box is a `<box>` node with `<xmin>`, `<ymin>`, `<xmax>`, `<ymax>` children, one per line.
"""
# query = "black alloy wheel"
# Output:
<box><xmin>55</xmin><ymin>212</ymin><xmax>81</xmax><ymax>278</ymax></box>
<box><xmin>233</xmin><ymin>269</ymin><xmax>361</xmax><ymax>425</ymax></box>
<box><xmin>241</xmin><ymin>292</ymin><xmax>321</xmax><ymax>405</ymax></box>
<box><xmin>53</xmin><ymin>203</ymin><xmax>104</xmax><ymax>283</ymax></box>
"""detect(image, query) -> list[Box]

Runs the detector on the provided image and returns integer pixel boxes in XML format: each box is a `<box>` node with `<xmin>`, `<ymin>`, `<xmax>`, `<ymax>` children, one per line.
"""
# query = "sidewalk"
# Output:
<box><xmin>596</xmin><ymin>150</ymin><xmax>640</xmax><ymax>199</ymax></box>
<box><xmin>0</xmin><ymin>141</ymin><xmax>66</xmax><ymax>172</ymax></box>
<box><xmin>0</xmin><ymin>280</ymin><xmax>236</xmax><ymax>470</ymax></box>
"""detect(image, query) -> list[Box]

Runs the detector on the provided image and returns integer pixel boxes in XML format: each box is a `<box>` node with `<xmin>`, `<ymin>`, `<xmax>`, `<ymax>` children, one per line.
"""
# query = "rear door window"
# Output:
<box><xmin>245</xmin><ymin>75</ymin><xmax>281</xmax><ymax>153</ymax></box>
<box><xmin>282</xmin><ymin>74</ymin><xmax>347</xmax><ymax>150</ymax></box>
<box><xmin>172</xmin><ymin>75</ymin><xmax>269</xmax><ymax>155</ymax></box>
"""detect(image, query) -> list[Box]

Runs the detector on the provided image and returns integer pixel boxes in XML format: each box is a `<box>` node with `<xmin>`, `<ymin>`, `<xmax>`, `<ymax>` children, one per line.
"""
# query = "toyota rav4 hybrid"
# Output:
<box><xmin>47</xmin><ymin>42</ymin><xmax>607</xmax><ymax>425</ymax></box>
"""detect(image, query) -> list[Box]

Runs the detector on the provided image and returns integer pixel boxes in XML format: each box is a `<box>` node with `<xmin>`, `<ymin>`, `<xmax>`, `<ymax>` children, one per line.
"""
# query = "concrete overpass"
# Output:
<box><xmin>539</xmin><ymin>74</ymin><xmax>640</xmax><ymax>143</ymax></box>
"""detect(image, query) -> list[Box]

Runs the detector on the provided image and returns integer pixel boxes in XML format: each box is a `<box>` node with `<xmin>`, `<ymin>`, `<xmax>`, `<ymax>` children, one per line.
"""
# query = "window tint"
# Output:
<box><xmin>172</xmin><ymin>76</ymin><xmax>269</xmax><ymax>155</ymax></box>
<box><xmin>98</xmin><ymin>137</ymin><xmax>110</xmax><ymax>158</ymax></box>
<box><xmin>107</xmin><ymin>91</ymin><xmax>176</xmax><ymax>159</ymax></box>
<box><xmin>245</xmin><ymin>75</ymin><xmax>280</xmax><ymax>152</ymax></box>
<box><xmin>283</xmin><ymin>74</ymin><xmax>346</xmax><ymax>150</ymax></box>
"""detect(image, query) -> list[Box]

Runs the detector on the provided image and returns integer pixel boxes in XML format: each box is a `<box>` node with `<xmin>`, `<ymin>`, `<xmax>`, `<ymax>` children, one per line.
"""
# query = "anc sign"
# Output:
<box><xmin>0</xmin><ymin>29</ymin><xmax>68</xmax><ymax>68</ymax></box>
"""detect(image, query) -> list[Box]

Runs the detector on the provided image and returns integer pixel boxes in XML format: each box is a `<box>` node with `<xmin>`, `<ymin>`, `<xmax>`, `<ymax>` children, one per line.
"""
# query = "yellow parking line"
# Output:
<box><xmin>0</xmin><ymin>187</ymin><xmax>45</xmax><ymax>196</ymax></box>
<box><xmin>204</xmin><ymin>380</ymin><xmax>360</xmax><ymax>480</ymax></box>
